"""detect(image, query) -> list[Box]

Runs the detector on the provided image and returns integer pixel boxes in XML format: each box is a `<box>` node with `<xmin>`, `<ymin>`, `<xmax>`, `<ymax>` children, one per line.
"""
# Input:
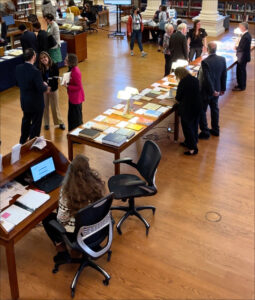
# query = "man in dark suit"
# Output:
<box><xmin>169</xmin><ymin>23</ymin><xmax>188</xmax><ymax>63</ymax></box>
<box><xmin>198</xmin><ymin>41</ymin><xmax>227</xmax><ymax>139</ymax></box>
<box><xmin>18</xmin><ymin>24</ymin><xmax>38</xmax><ymax>52</ymax></box>
<box><xmin>16</xmin><ymin>48</ymin><xmax>49</xmax><ymax>144</ymax></box>
<box><xmin>232</xmin><ymin>22</ymin><xmax>252</xmax><ymax>91</ymax></box>
<box><xmin>32</xmin><ymin>21</ymin><xmax>49</xmax><ymax>54</ymax></box>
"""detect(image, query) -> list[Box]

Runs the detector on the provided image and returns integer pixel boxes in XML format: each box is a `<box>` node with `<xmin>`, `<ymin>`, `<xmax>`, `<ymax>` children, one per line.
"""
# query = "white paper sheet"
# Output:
<box><xmin>11</xmin><ymin>144</ymin><xmax>21</xmax><ymax>164</ymax></box>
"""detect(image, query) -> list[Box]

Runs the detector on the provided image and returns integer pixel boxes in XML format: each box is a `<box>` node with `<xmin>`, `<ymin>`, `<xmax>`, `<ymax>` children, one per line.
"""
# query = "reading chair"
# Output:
<box><xmin>108</xmin><ymin>140</ymin><xmax>161</xmax><ymax>235</ymax></box>
<box><xmin>49</xmin><ymin>193</ymin><xmax>114</xmax><ymax>297</ymax></box>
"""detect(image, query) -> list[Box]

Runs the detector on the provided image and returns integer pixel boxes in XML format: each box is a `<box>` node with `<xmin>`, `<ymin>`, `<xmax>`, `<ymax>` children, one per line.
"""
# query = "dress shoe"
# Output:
<box><xmin>209</xmin><ymin>129</ymin><xmax>219</xmax><ymax>136</ymax></box>
<box><xmin>232</xmin><ymin>87</ymin><xmax>245</xmax><ymax>91</ymax></box>
<box><xmin>180</xmin><ymin>142</ymin><xmax>187</xmax><ymax>147</ymax></box>
<box><xmin>44</xmin><ymin>125</ymin><xmax>49</xmax><ymax>130</ymax></box>
<box><xmin>59</xmin><ymin>124</ymin><xmax>65</xmax><ymax>130</ymax></box>
<box><xmin>198</xmin><ymin>132</ymin><xmax>210</xmax><ymax>139</ymax></box>
<box><xmin>184</xmin><ymin>149</ymin><xmax>198</xmax><ymax>156</ymax></box>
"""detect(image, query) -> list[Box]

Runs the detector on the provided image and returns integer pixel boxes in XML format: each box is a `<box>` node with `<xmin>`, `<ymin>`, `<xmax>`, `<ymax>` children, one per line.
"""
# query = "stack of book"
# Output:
<box><xmin>102</xmin><ymin>133</ymin><xmax>127</xmax><ymax>147</ymax></box>
<box><xmin>79</xmin><ymin>128</ymin><xmax>101</xmax><ymax>139</ymax></box>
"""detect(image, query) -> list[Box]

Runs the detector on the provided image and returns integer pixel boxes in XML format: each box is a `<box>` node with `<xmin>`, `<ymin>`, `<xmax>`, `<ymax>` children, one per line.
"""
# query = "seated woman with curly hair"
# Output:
<box><xmin>42</xmin><ymin>154</ymin><xmax>105</xmax><ymax>256</ymax></box>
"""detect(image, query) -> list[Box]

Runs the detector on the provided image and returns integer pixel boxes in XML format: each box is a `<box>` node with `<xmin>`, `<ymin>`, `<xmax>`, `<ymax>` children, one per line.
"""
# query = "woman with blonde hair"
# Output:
<box><xmin>42</xmin><ymin>154</ymin><xmax>106</xmax><ymax>256</ymax></box>
<box><xmin>38</xmin><ymin>51</ymin><xmax>65</xmax><ymax>130</ymax></box>
<box><xmin>175</xmin><ymin>67</ymin><xmax>202</xmax><ymax>155</ymax></box>
<box><xmin>163</xmin><ymin>23</ymin><xmax>174</xmax><ymax>76</ymax></box>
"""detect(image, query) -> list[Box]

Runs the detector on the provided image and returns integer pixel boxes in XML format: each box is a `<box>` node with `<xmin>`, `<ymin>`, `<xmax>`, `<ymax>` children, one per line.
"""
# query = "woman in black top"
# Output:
<box><xmin>175</xmin><ymin>67</ymin><xmax>202</xmax><ymax>155</ymax></box>
<box><xmin>38</xmin><ymin>51</ymin><xmax>65</xmax><ymax>130</ymax></box>
<box><xmin>187</xmin><ymin>20</ymin><xmax>207</xmax><ymax>61</ymax></box>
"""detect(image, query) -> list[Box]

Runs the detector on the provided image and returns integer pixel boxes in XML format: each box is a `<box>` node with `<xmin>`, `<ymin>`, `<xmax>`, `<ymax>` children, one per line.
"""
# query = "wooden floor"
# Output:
<box><xmin>0</xmin><ymin>23</ymin><xmax>254</xmax><ymax>300</ymax></box>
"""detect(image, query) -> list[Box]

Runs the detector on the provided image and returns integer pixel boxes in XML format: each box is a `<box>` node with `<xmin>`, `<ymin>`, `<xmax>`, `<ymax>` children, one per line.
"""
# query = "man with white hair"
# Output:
<box><xmin>168</xmin><ymin>22</ymin><xmax>188</xmax><ymax>63</ymax></box>
<box><xmin>232</xmin><ymin>22</ymin><xmax>252</xmax><ymax>91</ymax></box>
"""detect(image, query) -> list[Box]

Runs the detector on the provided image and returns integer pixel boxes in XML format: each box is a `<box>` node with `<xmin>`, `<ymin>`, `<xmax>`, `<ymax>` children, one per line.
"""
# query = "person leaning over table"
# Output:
<box><xmin>38</xmin><ymin>51</ymin><xmax>65</xmax><ymax>131</ymax></box>
<box><xmin>187</xmin><ymin>19</ymin><xmax>207</xmax><ymax>62</ymax></box>
<box><xmin>163</xmin><ymin>23</ymin><xmax>174</xmax><ymax>76</ymax></box>
<box><xmin>64</xmin><ymin>53</ymin><xmax>85</xmax><ymax>132</ymax></box>
<box><xmin>127</xmin><ymin>6</ymin><xmax>147</xmax><ymax>57</ymax></box>
<box><xmin>42</xmin><ymin>154</ymin><xmax>106</xmax><ymax>260</ymax></box>
<box><xmin>175</xmin><ymin>67</ymin><xmax>202</xmax><ymax>156</ymax></box>
<box><xmin>44</xmin><ymin>13</ymin><xmax>62</xmax><ymax>64</ymax></box>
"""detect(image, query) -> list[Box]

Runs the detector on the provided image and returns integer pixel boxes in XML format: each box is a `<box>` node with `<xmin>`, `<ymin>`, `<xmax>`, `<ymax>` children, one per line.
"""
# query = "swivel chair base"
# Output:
<box><xmin>52</xmin><ymin>251</ymin><xmax>112</xmax><ymax>297</ymax></box>
<box><xmin>111</xmin><ymin>198</ymin><xmax>156</xmax><ymax>235</ymax></box>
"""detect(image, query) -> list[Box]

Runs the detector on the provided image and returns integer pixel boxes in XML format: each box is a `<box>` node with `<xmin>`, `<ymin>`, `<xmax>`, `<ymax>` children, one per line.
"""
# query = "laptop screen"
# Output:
<box><xmin>31</xmin><ymin>157</ymin><xmax>56</xmax><ymax>182</ymax></box>
<box><xmin>3</xmin><ymin>15</ymin><xmax>15</xmax><ymax>26</ymax></box>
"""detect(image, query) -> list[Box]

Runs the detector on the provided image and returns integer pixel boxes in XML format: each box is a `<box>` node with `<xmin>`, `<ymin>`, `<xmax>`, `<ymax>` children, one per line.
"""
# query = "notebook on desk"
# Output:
<box><xmin>30</xmin><ymin>157</ymin><xmax>64</xmax><ymax>193</ymax></box>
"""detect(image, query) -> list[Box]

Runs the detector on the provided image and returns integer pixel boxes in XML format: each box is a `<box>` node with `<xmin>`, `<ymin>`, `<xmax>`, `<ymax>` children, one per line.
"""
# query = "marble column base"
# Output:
<box><xmin>193</xmin><ymin>15</ymin><xmax>225</xmax><ymax>37</ymax></box>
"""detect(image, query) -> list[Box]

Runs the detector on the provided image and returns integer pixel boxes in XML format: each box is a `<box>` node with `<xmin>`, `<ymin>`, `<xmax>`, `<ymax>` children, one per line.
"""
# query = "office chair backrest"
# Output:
<box><xmin>136</xmin><ymin>140</ymin><xmax>161</xmax><ymax>186</ymax></box>
<box><xmin>75</xmin><ymin>193</ymin><xmax>114</xmax><ymax>257</ymax></box>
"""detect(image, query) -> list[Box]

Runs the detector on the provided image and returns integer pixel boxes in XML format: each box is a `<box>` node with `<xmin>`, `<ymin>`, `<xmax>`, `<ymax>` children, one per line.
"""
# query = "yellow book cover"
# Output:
<box><xmin>133</xmin><ymin>101</ymin><xmax>143</xmax><ymax>105</ymax></box>
<box><xmin>126</xmin><ymin>123</ymin><xmax>144</xmax><ymax>131</ymax></box>
<box><xmin>143</xmin><ymin>103</ymin><xmax>161</xmax><ymax>110</ymax></box>
<box><xmin>112</xmin><ymin>110</ymin><xmax>123</xmax><ymax>116</ymax></box>
<box><xmin>104</xmin><ymin>117</ymin><xmax>120</xmax><ymax>125</ymax></box>
<box><xmin>122</xmin><ymin>114</ymin><xmax>134</xmax><ymax>119</ymax></box>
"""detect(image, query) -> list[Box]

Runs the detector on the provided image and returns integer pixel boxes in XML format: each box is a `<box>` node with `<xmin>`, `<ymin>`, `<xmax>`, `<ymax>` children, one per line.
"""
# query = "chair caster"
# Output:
<box><xmin>107</xmin><ymin>250</ymin><xmax>112</xmax><ymax>262</ymax></box>
<box><xmin>152</xmin><ymin>207</ymin><xmax>156</xmax><ymax>215</ymax></box>
<box><xmin>71</xmin><ymin>288</ymin><xmax>75</xmax><ymax>298</ymax></box>
<box><xmin>52</xmin><ymin>265</ymin><xmax>59</xmax><ymax>273</ymax></box>
<box><xmin>146</xmin><ymin>227</ymin><xmax>150</xmax><ymax>236</ymax></box>
<box><xmin>103</xmin><ymin>279</ymin><xmax>109</xmax><ymax>286</ymax></box>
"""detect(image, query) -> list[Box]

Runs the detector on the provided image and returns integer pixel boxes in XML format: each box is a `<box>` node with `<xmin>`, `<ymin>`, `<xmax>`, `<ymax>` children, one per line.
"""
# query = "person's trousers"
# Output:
<box><xmin>164</xmin><ymin>54</ymin><xmax>172</xmax><ymax>76</ymax></box>
<box><xmin>236</xmin><ymin>61</ymin><xmax>247</xmax><ymax>90</ymax></box>
<box><xmin>42</xmin><ymin>212</ymin><xmax>75</xmax><ymax>245</ymax></box>
<box><xmin>199</xmin><ymin>95</ymin><xmax>219</xmax><ymax>134</ymax></box>
<box><xmin>189</xmin><ymin>47</ymin><xmax>202</xmax><ymax>62</ymax></box>
<box><xmin>130</xmin><ymin>30</ymin><xmax>143</xmax><ymax>52</ymax></box>
<box><xmin>158</xmin><ymin>30</ymin><xmax>165</xmax><ymax>47</ymax></box>
<box><xmin>68</xmin><ymin>102</ymin><xmax>83</xmax><ymax>132</ymax></box>
<box><xmin>44</xmin><ymin>90</ymin><xmax>64</xmax><ymax>126</ymax></box>
<box><xmin>19</xmin><ymin>110</ymin><xmax>44</xmax><ymax>144</ymax></box>
<box><xmin>181</xmin><ymin>116</ymin><xmax>199</xmax><ymax>150</ymax></box>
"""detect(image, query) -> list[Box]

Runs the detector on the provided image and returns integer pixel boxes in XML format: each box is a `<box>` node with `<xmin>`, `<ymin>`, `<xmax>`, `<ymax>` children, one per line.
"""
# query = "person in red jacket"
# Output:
<box><xmin>127</xmin><ymin>6</ymin><xmax>147</xmax><ymax>57</ymax></box>
<box><xmin>64</xmin><ymin>53</ymin><xmax>85</xmax><ymax>131</ymax></box>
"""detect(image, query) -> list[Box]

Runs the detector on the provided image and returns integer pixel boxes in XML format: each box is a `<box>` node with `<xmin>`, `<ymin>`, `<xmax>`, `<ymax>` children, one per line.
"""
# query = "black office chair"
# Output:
<box><xmin>108</xmin><ymin>140</ymin><xmax>161</xmax><ymax>235</ymax></box>
<box><xmin>86</xmin><ymin>6</ymin><xmax>98</xmax><ymax>33</ymax></box>
<box><xmin>49</xmin><ymin>193</ymin><xmax>114</xmax><ymax>298</ymax></box>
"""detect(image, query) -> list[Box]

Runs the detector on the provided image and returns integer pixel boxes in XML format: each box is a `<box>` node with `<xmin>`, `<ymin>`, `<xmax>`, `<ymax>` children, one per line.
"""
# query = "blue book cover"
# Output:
<box><xmin>144</xmin><ymin>110</ymin><xmax>162</xmax><ymax>118</ymax></box>
<box><xmin>102</xmin><ymin>133</ymin><xmax>127</xmax><ymax>147</ymax></box>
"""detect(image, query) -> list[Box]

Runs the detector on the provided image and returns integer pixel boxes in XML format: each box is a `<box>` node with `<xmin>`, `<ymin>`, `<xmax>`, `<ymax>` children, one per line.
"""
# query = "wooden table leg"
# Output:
<box><xmin>68</xmin><ymin>137</ymin><xmax>73</xmax><ymax>161</ymax></box>
<box><xmin>114</xmin><ymin>152</ymin><xmax>120</xmax><ymax>175</ymax></box>
<box><xmin>6</xmin><ymin>241</ymin><xmax>19</xmax><ymax>300</ymax></box>
<box><xmin>174</xmin><ymin>109</ymin><xmax>179</xmax><ymax>142</ymax></box>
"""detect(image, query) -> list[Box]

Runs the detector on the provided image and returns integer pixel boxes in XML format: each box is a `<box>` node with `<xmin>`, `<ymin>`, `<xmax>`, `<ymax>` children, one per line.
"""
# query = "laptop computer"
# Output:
<box><xmin>3</xmin><ymin>15</ymin><xmax>15</xmax><ymax>26</ymax></box>
<box><xmin>30</xmin><ymin>157</ymin><xmax>64</xmax><ymax>193</ymax></box>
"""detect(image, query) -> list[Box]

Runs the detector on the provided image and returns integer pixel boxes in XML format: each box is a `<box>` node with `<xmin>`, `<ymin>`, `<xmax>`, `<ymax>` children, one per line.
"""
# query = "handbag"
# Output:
<box><xmin>66</xmin><ymin>7</ymin><xmax>74</xmax><ymax>22</ymax></box>
<box><xmin>48</xmin><ymin>34</ymin><xmax>57</xmax><ymax>48</ymax></box>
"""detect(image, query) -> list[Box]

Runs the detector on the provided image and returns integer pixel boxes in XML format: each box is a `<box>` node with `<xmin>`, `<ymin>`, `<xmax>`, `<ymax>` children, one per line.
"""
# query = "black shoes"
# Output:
<box><xmin>44</xmin><ymin>125</ymin><xmax>49</xmax><ymax>130</ymax></box>
<box><xmin>232</xmin><ymin>86</ymin><xmax>245</xmax><ymax>91</ymax></box>
<box><xmin>209</xmin><ymin>129</ymin><xmax>219</xmax><ymax>136</ymax></box>
<box><xmin>184</xmin><ymin>149</ymin><xmax>198</xmax><ymax>156</ymax></box>
<box><xmin>198</xmin><ymin>132</ymin><xmax>210</xmax><ymax>139</ymax></box>
<box><xmin>59</xmin><ymin>124</ymin><xmax>65</xmax><ymax>130</ymax></box>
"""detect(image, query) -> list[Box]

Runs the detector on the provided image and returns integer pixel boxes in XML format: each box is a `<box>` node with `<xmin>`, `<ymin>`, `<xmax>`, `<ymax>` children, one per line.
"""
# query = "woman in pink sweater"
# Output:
<box><xmin>64</xmin><ymin>53</ymin><xmax>85</xmax><ymax>131</ymax></box>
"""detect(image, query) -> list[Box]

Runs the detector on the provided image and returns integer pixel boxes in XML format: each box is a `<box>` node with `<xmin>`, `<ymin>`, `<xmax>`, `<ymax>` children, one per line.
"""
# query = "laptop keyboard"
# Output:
<box><xmin>35</xmin><ymin>173</ymin><xmax>63</xmax><ymax>193</ymax></box>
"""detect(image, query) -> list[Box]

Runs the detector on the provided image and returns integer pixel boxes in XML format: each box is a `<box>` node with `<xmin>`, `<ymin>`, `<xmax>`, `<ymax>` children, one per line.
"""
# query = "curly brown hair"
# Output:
<box><xmin>62</xmin><ymin>154</ymin><xmax>105</xmax><ymax>215</ymax></box>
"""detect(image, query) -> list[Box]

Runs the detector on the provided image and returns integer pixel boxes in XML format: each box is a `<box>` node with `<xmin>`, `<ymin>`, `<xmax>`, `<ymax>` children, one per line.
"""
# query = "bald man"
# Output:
<box><xmin>198</xmin><ymin>41</ymin><xmax>227</xmax><ymax>138</ymax></box>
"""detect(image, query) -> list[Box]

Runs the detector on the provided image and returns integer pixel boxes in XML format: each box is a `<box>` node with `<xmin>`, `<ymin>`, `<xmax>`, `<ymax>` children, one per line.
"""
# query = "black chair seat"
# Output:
<box><xmin>108</xmin><ymin>174</ymin><xmax>155</xmax><ymax>199</ymax></box>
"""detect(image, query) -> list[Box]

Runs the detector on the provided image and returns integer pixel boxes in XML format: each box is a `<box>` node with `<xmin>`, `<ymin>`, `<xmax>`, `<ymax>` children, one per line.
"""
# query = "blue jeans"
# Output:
<box><xmin>130</xmin><ymin>30</ymin><xmax>143</xmax><ymax>52</ymax></box>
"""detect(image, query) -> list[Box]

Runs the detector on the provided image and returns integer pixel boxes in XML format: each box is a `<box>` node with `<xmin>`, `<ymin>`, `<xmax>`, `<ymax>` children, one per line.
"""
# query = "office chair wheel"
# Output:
<box><xmin>103</xmin><ymin>279</ymin><xmax>109</xmax><ymax>286</ymax></box>
<box><xmin>52</xmin><ymin>265</ymin><xmax>59</xmax><ymax>273</ymax></box>
<box><xmin>71</xmin><ymin>288</ymin><xmax>75</xmax><ymax>298</ymax></box>
<box><xmin>146</xmin><ymin>227</ymin><xmax>150</xmax><ymax>236</ymax></box>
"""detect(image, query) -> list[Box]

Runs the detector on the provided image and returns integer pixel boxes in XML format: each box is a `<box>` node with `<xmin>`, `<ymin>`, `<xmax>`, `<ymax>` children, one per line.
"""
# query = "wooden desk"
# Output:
<box><xmin>60</xmin><ymin>31</ymin><xmax>87</xmax><ymax>62</ymax></box>
<box><xmin>67</xmin><ymin>78</ymin><xmax>179</xmax><ymax>175</ymax></box>
<box><xmin>97</xmin><ymin>9</ymin><xmax>109</xmax><ymax>27</ymax></box>
<box><xmin>0</xmin><ymin>139</ymin><xmax>69</xmax><ymax>300</ymax></box>
<box><xmin>7</xmin><ymin>30</ymin><xmax>21</xmax><ymax>49</ymax></box>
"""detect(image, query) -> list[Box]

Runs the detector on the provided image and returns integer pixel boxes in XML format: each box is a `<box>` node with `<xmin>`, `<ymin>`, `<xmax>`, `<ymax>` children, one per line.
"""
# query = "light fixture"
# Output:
<box><xmin>117</xmin><ymin>86</ymin><xmax>138</xmax><ymax>114</ymax></box>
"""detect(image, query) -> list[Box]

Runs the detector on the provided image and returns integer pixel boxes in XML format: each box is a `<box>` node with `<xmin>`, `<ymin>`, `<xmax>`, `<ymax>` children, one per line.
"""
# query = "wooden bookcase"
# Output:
<box><xmin>168</xmin><ymin>0</ymin><xmax>255</xmax><ymax>24</ymax></box>
<box><xmin>14</xmin><ymin>0</ymin><xmax>36</xmax><ymax>19</ymax></box>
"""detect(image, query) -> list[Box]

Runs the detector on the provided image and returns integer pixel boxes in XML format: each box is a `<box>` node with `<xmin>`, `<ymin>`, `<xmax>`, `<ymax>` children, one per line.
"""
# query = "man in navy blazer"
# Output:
<box><xmin>198</xmin><ymin>41</ymin><xmax>227</xmax><ymax>138</ymax></box>
<box><xmin>18</xmin><ymin>24</ymin><xmax>38</xmax><ymax>52</ymax></box>
<box><xmin>232</xmin><ymin>22</ymin><xmax>252</xmax><ymax>91</ymax></box>
<box><xmin>169</xmin><ymin>23</ymin><xmax>188</xmax><ymax>63</ymax></box>
<box><xmin>16</xmin><ymin>48</ymin><xmax>49</xmax><ymax>144</ymax></box>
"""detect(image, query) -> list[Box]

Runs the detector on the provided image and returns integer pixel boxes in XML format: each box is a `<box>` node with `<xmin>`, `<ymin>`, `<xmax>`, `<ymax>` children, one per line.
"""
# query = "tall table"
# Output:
<box><xmin>0</xmin><ymin>139</ymin><xmax>69</xmax><ymax>300</ymax></box>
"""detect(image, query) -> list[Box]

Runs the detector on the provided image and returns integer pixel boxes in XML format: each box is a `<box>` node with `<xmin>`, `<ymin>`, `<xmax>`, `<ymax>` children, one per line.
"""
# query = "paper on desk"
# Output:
<box><xmin>157</xmin><ymin>92</ymin><xmax>170</xmax><ymax>100</ymax></box>
<box><xmin>94</xmin><ymin>115</ymin><xmax>106</xmax><ymax>122</ymax></box>
<box><xmin>0</xmin><ymin>219</ymin><xmax>15</xmax><ymax>232</ymax></box>
<box><xmin>113</xmin><ymin>104</ymin><xmax>125</xmax><ymax>110</ymax></box>
<box><xmin>11</xmin><ymin>144</ymin><xmax>21</xmax><ymax>164</ymax></box>
<box><xmin>71</xmin><ymin>128</ymin><xmax>82</xmax><ymax>136</ymax></box>
<box><xmin>30</xmin><ymin>136</ymin><xmax>46</xmax><ymax>150</ymax></box>
<box><xmin>151</xmin><ymin>83</ymin><xmax>160</xmax><ymax>87</ymax></box>
<box><xmin>135</xmin><ymin>108</ymin><xmax>146</xmax><ymax>115</ymax></box>
<box><xmin>94</xmin><ymin>133</ymin><xmax>106</xmax><ymax>143</ymax></box>
<box><xmin>131</xmin><ymin>95</ymin><xmax>142</xmax><ymax>100</ymax></box>
<box><xmin>103</xmin><ymin>109</ymin><xmax>114</xmax><ymax>115</ymax></box>
<box><xmin>140</xmin><ymin>88</ymin><xmax>152</xmax><ymax>96</ymax></box>
<box><xmin>82</xmin><ymin>121</ymin><xmax>95</xmax><ymax>129</ymax></box>
<box><xmin>157</xmin><ymin>106</ymin><xmax>171</xmax><ymax>113</ymax></box>
<box><xmin>1</xmin><ymin>204</ymin><xmax>31</xmax><ymax>225</ymax></box>
<box><xmin>152</xmin><ymin>87</ymin><xmax>161</xmax><ymax>92</ymax></box>
<box><xmin>130</xmin><ymin>117</ymin><xmax>139</xmax><ymax>124</ymax></box>
<box><xmin>116</xmin><ymin>121</ymin><xmax>128</xmax><ymax>128</ymax></box>
<box><xmin>104</xmin><ymin>127</ymin><xmax>118</xmax><ymax>134</ymax></box>
<box><xmin>162</xmin><ymin>77</ymin><xmax>169</xmax><ymax>82</ymax></box>
<box><xmin>16</xmin><ymin>190</ymin><xmax>50</xmax><ymax>211</ymax></box>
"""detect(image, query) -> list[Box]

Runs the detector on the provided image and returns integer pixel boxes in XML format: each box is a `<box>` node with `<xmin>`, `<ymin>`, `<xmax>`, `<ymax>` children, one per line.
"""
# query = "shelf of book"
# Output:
<box><xmin>14</xmin><ymin>0</ymin><xmax>36</xmax><ymax>18</ymax></box>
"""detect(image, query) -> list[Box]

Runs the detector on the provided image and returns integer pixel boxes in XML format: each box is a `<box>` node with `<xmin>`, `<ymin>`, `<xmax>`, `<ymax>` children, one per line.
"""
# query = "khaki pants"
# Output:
<box><xmin>44</xmin><ymin>90</ymin><xmax>64</xmax><ymax>126</ymax></box>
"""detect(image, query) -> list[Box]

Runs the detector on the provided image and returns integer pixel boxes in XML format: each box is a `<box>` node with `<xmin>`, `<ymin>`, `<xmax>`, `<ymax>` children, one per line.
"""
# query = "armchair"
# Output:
<box><xmin>49</xmin><ymin>193</ymin><xmax>114</xmax><ymax>298</ymax></box>
<box><xmin>108</xmin><ymin>140</ymin><xmax>161</xmax><ymax>235</ymax></box>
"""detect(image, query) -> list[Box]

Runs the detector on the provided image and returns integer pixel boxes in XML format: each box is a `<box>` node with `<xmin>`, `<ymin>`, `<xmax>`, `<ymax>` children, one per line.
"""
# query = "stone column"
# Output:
<box><xmin>194</xmin><ymin>0</ymin><xmax>225</xmax><ymax>37</ymax></box>
<box><xmin>141</xmin><ymin>0</ymin><xmax>161</xmax><ymax>20</ymax></box>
